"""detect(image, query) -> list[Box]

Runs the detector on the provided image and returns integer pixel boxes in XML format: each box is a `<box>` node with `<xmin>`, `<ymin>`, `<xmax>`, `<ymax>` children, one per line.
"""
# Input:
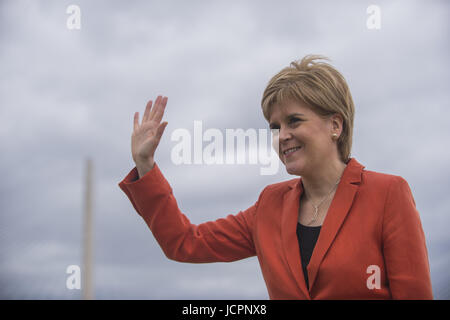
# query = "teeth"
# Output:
<box><xmin>283</xmin><ymin>147</ymin><xmax>301</xmax><ymax>155</ymax></box>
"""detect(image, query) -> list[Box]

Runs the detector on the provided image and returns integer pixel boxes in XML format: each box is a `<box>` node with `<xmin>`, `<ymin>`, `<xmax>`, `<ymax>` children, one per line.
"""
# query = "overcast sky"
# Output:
<box><xmin>1</xmin><ymin>0</ymin><xmax>449</xmax><ymax>299</ymax></box>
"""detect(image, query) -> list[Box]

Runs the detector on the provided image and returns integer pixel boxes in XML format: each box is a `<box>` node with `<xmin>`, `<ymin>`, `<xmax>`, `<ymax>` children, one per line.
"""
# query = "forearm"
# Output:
<box><xmin>118</xmin><ymin>164</ymin><xmax>257</xmax><ymax>263</ymax></box>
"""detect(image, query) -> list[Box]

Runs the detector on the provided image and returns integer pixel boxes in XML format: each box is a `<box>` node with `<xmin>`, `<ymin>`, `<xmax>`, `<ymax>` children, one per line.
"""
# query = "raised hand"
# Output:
<box><xmin>131</xmin><ymin>95</ymin><xmax>168</xmax><ymax>178</ymax></box>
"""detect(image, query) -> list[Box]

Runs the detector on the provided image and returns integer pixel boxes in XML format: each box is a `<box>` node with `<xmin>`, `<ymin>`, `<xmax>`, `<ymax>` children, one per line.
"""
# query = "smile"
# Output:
<box><xmin>283</xmin><ymin>146</ymin><xmax>302</xmax><ymax>157</ymax></box>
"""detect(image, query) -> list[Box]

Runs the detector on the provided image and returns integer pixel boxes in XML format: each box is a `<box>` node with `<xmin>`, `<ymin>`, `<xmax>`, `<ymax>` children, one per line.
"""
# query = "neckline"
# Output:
<box><xmin>298</xmin><ymin>222</ymin><xmax>322</xmax><ymax>228</ymax></box>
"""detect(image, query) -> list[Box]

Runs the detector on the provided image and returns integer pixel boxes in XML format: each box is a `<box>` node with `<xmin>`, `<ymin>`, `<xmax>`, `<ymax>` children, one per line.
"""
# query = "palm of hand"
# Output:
<box><xmin>131</xmin><ymin>95</ymin><xmax>168</xmax><ymax>167</ymax></box>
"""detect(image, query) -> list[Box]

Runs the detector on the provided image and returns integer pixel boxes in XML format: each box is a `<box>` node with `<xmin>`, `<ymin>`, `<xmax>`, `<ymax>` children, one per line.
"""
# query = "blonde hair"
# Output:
<box><xmin>261</xmin><ymin>55</ymin><xmax>355</xmax><ymax>162</ymax></box>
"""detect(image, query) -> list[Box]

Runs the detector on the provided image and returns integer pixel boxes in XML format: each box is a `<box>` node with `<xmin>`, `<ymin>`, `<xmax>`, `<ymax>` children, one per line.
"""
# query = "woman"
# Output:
<box><xmin>118</xmin><ymin>55</ymin><xmax>433</xmax><ymax>299</ymax></box>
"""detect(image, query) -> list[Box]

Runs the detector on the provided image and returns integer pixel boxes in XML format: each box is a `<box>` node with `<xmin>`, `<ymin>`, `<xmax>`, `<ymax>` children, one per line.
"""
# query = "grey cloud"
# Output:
<box><xmin>1</xmin><ymin>0</ymin><xmax>449</xmax><ymax>299</ymax></box>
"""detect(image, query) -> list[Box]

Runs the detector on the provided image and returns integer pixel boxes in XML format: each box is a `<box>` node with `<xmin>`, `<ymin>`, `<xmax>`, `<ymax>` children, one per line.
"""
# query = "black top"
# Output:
<box><xmin>296</xmin><ymin>222</ymin><xmax>321</xmax><ymax>290</ymax></box>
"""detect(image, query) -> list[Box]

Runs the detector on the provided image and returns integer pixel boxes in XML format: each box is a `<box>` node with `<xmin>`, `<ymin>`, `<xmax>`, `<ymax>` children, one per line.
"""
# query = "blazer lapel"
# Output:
<box><xmin>307</xmin><ymin>158</ymin><xmax>364</xmax><ymax>291</ymax></box>
<box><xmin>281</xmin><ymin>180</ymin><xmax>311</xmax><ymax>299</ymax></box>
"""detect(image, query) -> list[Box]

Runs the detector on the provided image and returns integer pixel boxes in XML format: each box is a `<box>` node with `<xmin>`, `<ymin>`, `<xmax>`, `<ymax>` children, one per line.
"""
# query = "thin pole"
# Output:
<box><xmin>82</xmin><ymin>158</ymin><xmax>94</xmax><ymax>300</ymax></box>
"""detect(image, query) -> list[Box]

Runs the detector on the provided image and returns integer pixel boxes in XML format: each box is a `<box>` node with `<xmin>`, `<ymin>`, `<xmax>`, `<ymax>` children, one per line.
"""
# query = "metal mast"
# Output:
<box><xmin>82</xmin><ymin>158</ymin><xmax>94</xmax><ymax>299</ymax></box>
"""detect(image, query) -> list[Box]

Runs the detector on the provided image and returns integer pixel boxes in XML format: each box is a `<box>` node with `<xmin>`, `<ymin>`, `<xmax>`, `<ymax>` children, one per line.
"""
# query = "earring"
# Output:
<box><xmin>332</xmin><ymin>133</ymin><xmax>338</xmax><ymax>140</ymax></box>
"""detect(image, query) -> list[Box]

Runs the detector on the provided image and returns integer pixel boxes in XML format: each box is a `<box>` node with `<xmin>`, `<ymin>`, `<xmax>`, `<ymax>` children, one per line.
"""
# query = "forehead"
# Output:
<box><xmin>269</xmin><ymin>100</ymin><xmax>313</xmax><ymax>122</ymax></box>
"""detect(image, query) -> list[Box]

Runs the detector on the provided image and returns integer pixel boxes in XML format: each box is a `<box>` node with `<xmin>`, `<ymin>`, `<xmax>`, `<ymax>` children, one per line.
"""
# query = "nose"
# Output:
<box><xmin>278</xmin><ymin>126</ymin><xmax>292</xmax><ymax>142</ymax></box>
<box><xmin>271</xmin><ymin>126</ymin><xmax>291</xmax><ymax>155</ymax></box>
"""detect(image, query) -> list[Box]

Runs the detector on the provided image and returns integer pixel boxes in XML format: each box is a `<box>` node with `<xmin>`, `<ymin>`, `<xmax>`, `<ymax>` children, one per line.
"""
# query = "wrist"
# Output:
<box><xmin>136</xmin><ymin>160</ymin><xmax>155</xmax><ymax>179</ymax></box>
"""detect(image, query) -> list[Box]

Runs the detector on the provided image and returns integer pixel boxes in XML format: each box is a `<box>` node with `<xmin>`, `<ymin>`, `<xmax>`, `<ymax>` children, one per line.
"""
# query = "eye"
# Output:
<box><xmin>269</xmin><ymin>124</ymin><xmax>280</xmax><ymax>130</ymax></box>
<box><xmin>269</xmin><ymin>118</ymin><xmax>302</xmax><ymax>130</ymax></box>
<box><xmin>289</xmin><ymin>117</ymin><xmax>301</xmax><ymax>125</ymax></box>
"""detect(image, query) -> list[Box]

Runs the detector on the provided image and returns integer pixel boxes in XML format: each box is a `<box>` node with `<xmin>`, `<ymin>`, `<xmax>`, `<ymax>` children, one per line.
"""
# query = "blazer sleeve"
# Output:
<box><xmin>118</xmin><ymin>163</ymin><xmax>259</xmax><ymax>263</ymax></box>
<box><xmin>382</xmin><ymin>176</ymin><xmax>433</xmax><ymax>299</ymax></box>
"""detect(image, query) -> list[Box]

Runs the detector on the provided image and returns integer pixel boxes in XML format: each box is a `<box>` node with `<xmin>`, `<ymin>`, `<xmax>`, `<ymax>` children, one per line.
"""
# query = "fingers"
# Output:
<box><xmin>149</xmin><ymin>95</ymin><xmax>162</xmax><ymax>121</ymax></box>
<box><xmin>152</xmin><ymin>96</ymin><xmax>168</xmax><ymax>124</ymax></box>
<box><xmin>138</xmin><ymin>95</ymin><xmax>167</xmax><ymax>129</ymax></box>
<box><xmin>142</xmin><ymin>100</ymin><xmax>153</xmax><ymax>123</ymax></box>
<box><xmin>133</xmin><ymin>112</ymin><xmax>139</xmax><ymax>131</ymax></box>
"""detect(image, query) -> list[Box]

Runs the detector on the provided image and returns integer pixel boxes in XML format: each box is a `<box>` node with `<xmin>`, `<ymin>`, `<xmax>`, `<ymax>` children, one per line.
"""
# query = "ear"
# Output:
<box><xmin>330</xmin><ymin>113</ymin><xmax>344</xmax><ymax>137</ymax></box>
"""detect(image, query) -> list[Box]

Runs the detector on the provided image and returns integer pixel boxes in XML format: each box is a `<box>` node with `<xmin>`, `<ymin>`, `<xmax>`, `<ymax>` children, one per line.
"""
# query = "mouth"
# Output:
<box><xmin>282</xmin><ymin>146</ymin><xmax>302</xmax><ymax>158</ymax></box>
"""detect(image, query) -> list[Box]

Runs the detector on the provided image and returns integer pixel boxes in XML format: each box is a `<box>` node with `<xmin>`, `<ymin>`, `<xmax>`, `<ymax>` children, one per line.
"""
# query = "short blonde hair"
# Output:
<box><xmin>261</xmin><ymin>55</ymin><xmax>355</xmax><ymax>162</ymax></box>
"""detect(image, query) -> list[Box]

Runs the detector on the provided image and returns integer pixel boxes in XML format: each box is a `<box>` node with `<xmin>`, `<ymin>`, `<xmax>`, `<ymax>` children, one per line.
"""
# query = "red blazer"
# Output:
<box><xmin>118</xmin><ymin>158</ymin><xmax>433</xmax><ymax>299</ymax></box>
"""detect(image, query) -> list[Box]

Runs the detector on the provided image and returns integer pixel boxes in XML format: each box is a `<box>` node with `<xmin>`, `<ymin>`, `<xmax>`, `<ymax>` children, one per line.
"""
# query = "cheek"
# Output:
<box><xmin>295</xmin><ymin>132</ymin><xmax>330</xmax><ymax>158</ymax></box>
<box><xmin>292</xmin><ymin>127</ymin><xmax>311</xmax><ymax>144</ymax></box>
<box><xmin>312</xmin><ymin>135</ymin><xmax>334</xmax><ymax>156</ymax></box>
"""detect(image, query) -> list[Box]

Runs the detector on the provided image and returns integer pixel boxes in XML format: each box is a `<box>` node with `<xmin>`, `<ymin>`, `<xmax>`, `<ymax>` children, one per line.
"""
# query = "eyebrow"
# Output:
<box><xmin>269</xmin><ymin>113</ymin><xmax>305</xmax><ymax>127</ymax></box>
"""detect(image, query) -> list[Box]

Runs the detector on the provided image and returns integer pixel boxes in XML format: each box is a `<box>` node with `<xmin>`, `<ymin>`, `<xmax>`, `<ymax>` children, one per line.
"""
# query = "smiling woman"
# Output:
<box><xmin>118</xmin><ymin>55</ymin><xmax>433</xmax><ymax>299</ymax></box>
<box><xmin>263</xmin><ymin>55</ymin><xmax>354</xmax><ymax>165</ymax></box>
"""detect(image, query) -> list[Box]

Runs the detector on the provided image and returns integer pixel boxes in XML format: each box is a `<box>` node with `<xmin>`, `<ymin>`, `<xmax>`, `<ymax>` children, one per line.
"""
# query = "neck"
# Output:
<box><xmin>301</xmin><ymin>157</ymin><xmax>347</xmax><ymax>202</ymax></box>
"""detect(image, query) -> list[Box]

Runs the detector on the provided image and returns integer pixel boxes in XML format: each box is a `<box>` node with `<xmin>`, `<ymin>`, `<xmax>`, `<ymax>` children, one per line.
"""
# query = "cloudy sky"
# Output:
<box><xmin>1</xmin><ymin>0</ymin><xmax>449</xmax><ymax>299</ymax></box>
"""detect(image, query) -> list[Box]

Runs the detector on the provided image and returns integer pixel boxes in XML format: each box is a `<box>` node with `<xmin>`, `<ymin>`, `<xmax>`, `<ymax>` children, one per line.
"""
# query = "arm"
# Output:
<box><xmin>118</xmin><ymin>163</ymin><xmax>259</xmax><ymax>263</ymax></box>
<box><xmin>382</xmin><ymin>176</ymin><xmax>433</xmax><ymax>299</ymax></box>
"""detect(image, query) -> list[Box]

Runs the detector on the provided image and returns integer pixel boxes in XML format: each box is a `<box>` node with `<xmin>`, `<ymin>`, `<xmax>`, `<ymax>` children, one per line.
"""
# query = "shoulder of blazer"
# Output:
<box><xmin>358</xmin><ymin>169</ymin><xmax>413</xmax><ymax>209</ymax></box>
<box><xmin>360</xmin><ymin>169</ymin><xmax>406</xmax><ymax>188</ymax></box>
<box><xmin>258</xmin><ymin>177</ymin><xmax>300</xmax><ymax>203</ymax></box>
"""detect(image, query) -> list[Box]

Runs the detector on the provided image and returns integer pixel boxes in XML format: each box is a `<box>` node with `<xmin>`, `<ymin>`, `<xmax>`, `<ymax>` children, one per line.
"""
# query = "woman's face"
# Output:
<box><xmin>269</xmin><ymin>100</ymin><xmax>340</xmax><ymax>176</ymax></box>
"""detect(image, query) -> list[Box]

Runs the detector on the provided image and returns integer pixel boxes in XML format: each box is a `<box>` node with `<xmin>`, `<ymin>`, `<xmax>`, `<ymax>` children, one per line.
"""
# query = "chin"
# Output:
<box><xmin>284</xmin><ymin>160</ymin><xmax>305</xmax><ymax>176</ymax></box>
